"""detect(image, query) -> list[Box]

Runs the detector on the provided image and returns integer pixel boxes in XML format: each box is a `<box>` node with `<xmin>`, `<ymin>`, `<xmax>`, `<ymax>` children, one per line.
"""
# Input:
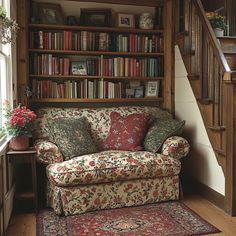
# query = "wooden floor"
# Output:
<box><xmin>6</xmin><ymin>194</ymin><xmax>236</xmax><ymax>236</ymax></box>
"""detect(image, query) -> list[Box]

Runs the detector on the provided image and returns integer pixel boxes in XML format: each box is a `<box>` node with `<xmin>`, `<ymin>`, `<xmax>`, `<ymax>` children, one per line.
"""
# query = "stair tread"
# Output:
<box><xmin>208</xmin><ymin>125</ymin><xmax>226</xmax><ymax>131</ymax></box>
<box><xmin>197</xmin><ymin>98</ymin><xmax>213</xmax><ymax>104</ymax></box>
<box><xmin>214</xmin><ymin>149</ymin><xmax>226</xmax><ymax>156</ymax></box>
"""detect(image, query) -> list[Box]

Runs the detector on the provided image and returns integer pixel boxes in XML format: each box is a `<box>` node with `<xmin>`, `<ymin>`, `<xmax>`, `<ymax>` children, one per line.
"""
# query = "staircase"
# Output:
<box><xmin>176</xmin><ymin>0</ymin><xmax>236</xmax><ymax>215</ymax></box>
<box><xmin>219</xmin><ymin>36</ymin><xmax>236</xmax><ymax>70</ymax></box>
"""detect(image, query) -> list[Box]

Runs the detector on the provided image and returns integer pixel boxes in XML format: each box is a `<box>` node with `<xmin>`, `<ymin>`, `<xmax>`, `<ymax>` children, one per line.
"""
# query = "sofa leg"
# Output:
<box><xmin>179</xmin><ymin>180</ymin><xmax>184</xmax><ymax>200</ymax></box>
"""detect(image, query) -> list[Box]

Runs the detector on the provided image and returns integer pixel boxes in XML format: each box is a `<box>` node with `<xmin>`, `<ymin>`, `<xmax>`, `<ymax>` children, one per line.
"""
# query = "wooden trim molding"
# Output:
<box><xmin>182</xmin><ymin>176</ymin><xmax>226</xmax><ymax>212</ymax></box>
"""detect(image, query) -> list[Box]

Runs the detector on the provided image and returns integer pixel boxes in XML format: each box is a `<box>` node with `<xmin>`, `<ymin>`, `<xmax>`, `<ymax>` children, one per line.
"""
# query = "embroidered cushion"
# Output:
<box><xmin>47</xmin><ymin>117</ymin><xmax>98</xmax><ymax>160</ymax></box>
<box><xmin>100</xmin><ymin>112</ymin><xmax>150</xmax><ymax>151</ymax></box>
<box><xmin>144</xmin><ymin>118</ymin><xmax>185</xmax><ymax>153</ymax></box>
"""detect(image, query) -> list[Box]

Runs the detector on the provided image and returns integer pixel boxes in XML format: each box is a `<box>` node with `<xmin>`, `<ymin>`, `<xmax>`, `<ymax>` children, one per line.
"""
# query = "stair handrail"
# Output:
<box><xmin>192</xmin><ymin>0</ymin><xmax>231</xmax><ymax>78</ymax></box>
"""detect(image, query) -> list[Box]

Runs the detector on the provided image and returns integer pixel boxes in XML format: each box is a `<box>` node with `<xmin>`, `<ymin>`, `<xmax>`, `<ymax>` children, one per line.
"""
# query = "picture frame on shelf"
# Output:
<box><xmin>134</xmin><ymin>87</ymin><xmax>144</xmax><ymax>98</ymax></box>
<box><xmin>116</xmin><ymin>13</ymin><xmax>135</xmax><ymax>28</ymax></box>
<box><xmin>79</xmin><ymin>8</ymin><xmax>112</xmax><ymax>27</ymax></box>
<box><xmin>38</xmin><ymin>3</ymin><xmax>64</xmax><ymax>25</ymax></box>
<box><xmin>71</xmin><ymin>61</ymin><xmax>87</xmax><ymax>75</ymax></box>
<box><xmin>145</xmin><ymin>81</ymin><xmax>160</xmax><ymax>97</ymax></box>
<box><xmin>125</xmin><ymin>88</ymin><xmax>135</xmax><ymax>98</ymax></box>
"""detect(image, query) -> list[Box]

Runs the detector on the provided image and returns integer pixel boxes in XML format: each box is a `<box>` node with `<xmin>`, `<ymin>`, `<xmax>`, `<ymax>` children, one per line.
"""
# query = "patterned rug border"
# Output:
<box><xmin>36</xmin><ymin>201</ymin><xmax>221</xmax><ymax>236</ymax></box>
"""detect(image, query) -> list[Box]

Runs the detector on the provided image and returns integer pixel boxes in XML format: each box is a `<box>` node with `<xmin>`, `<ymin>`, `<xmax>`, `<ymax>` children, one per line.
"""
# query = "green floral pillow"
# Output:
<box><xmin>144</xmin><ymin>118</ymin><xmax>185</xmax><ymax>153</ymax></box>
<box><xmin>47</xmin><ymin>117</ymin><xmax>98</xmax><ymax>160</ymax></box>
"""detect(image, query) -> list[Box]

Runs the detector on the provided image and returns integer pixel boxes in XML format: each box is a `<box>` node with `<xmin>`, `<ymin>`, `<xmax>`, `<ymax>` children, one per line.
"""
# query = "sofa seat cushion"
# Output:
<box><xmin>47</xmin><ymin>150</ymin><xmax>181</xmax><ymax>187</ymax></box>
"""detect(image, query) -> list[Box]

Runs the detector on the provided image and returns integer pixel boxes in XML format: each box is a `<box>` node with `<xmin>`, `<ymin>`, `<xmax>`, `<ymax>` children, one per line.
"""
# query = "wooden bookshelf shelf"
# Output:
<box><xmin>29</xmin><ymin>24</ymin><xmax>164</xmax><ymax>34</ymax></box>
<box><xmin>30</xmin><ymin>97</ymin><xmax>163</xmax><ymax>103</ymax></box>
<box><xmin>29</xmin><ymin>75</ymin><xmax>165</xmax><ymax>80</ymax></box>
<box><xmin>28</xmin><ymin>49</ymin><xmax>164</xmax><ymax>57</ymax></box>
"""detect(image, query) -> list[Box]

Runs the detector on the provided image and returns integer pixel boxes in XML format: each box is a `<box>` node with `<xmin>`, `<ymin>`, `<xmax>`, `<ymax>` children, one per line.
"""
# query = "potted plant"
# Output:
<box><xmin>0</xmin><ymin>5</ymin><xmax>19</xmax><ymax>44</ymax></box>
<box><xmin>4</xmin><ymin>101</ymin><xmax>37</xmax><ymax>150</ymax></box>
<box><xmin>208</xmin><ymin>13</ymin><xmax>227</xmax><ymax>37</ymax></box>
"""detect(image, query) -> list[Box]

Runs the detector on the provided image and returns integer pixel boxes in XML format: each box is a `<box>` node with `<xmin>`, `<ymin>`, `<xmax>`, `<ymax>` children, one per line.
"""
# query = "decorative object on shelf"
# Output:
<box><xmin>67</xmin><ymin>16</ymin><xmax>78</xmax><ymax>26</ymax></box>
<box><xmin>79</xmin><ymin>8</ymin><xmax>112</xmax><ymax>27</ymax></box>
<box><xmin>38</xmin><ymin>3</ymin><xmax>64</xmax><ymax>25</ymax></box>
<box><xmin>214</xmin><ymin>28</ymin><xmax>224</xmax><ymax>37</ymax></box>
<box><xmin>116</xmin><ymin>13</ymin><xmax>135</xmax><ymax>28</ymax></box>
<box><xmin>155</xmin><ymin>6</ymin><xmax>163</xmax><ymax>29</ymax></box>
<box><xmin>71</xmin><ymin>61</ymin><xmax>87</xmax><ymax>75</ymax></box>
<box><xmin>25</xmin><ymin>86</ymin><xmax>33</xmax><ymax>97</ymax></box>
<box><xmin>207</xmin><ymin>13</ymin><xmax>226</xmax><ymax>37</ymax></box>
<box><xmin>145</xmin><ymin>81</ymin><xmax>160</xmax><ymax>97</ymax></box>
<box><xmin>4</xmin><ymin>101</ymin><xmax>37</xmax><ymax>150</ymax></box>
<box><xmin>0</xmin><ymin>5</ymin><xmax>19</xmax><ymax>44</ymax></box>
<box><xmin>139</xmin><ymin>13</ymin><xmax>154</xmax><ymax>30</ymax></box>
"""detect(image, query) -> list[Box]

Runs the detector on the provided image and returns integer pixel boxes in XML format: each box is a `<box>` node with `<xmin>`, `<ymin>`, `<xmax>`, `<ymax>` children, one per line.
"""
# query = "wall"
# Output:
<box><xmin>175</xmin><ymin>46</ymin><xmax>225</xmax><ymax>195</ymax></box>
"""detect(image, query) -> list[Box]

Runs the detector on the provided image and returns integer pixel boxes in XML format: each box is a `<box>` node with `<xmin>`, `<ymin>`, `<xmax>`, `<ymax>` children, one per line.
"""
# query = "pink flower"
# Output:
<box><xmin>4</xmin><ymin>102</ymin><xmax>37</xmax><ymax>137</ymax></box>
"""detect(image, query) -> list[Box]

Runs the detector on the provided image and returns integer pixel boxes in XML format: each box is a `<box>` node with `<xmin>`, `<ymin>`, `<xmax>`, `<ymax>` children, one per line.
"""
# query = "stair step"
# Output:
<box><xmin>224</xmin><ymin>54</ymin><xmax>236</xmax><ymax>71</ymax></box>
<box><xmin>208</xmin><ymin>125</ymin><xmax>226</xmax><ymax>131</ymax></box>
<box><xmin>188</xmin><ymin>74</ymin><xmax>200</xmax><ymax>80</ymax></box>
<box><xmin>196</xmin><ymin>98</ymin><xmax>213</xmax><ymax>105</ymax></box>
<box><xmin>231</xmin><ymin>71</ymin><xmax>236</xmax><ymax>80</ymax></box>
<box><xmin>214</xmin><ymin>149</ymin><xmax>226</xmax><ymax>157</ymax></box>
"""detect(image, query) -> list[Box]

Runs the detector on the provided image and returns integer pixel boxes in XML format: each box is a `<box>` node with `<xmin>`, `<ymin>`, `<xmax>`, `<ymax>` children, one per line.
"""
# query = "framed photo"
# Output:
<box><xmin>125</xmin><ymin>88</ymin><xmax>135</xmax><ymax>98</ymax></box>
<box><xmin>145</xmin><ymin>81</ymin><xmax>160</xmax><ymax>97</ymax></box>
<box><xmin>116</xmin><ymin>13</ymin><xmax>135</xmax><ymax>28</ymax></box>
<box><xmin>71</xmin><ymin>61</ymin><xmax>87</xmax><ymax>75</ymax></box>
<box><xmin>80</xmin><ymin>8</ymin><xmax>112</xmax><ymax>27</ymax></box>
<box><xmin>38</xmin><ymin>3</ymin><xmax>64</xmax><ymax>25</ymax></box>
<box><xmin>134</xmin><ymin>87</ymin><xmax>144</xmax><ymax>98</ymax></box>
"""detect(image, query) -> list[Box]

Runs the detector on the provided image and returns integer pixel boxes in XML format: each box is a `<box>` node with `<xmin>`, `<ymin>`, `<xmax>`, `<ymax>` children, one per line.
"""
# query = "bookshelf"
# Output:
<box><xmin>17</xmin><ymin>0</ymin><xmax>175</xmax><ymax>112</ymax></box>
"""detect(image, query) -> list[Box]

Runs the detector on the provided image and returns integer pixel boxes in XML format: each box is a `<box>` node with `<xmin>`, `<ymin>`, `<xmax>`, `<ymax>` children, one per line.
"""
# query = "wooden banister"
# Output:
<box><xmin>193</xmin><ymin>0</ymin><xmax>230</xmax><ymax>73</ymax></box>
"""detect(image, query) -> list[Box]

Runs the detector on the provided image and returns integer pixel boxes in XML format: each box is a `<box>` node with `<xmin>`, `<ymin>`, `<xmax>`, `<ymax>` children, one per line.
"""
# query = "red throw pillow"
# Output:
<box><xmin>101</xmin><ymin>112</ymin><xmax>150</xmax><ymax>151</ymax></box>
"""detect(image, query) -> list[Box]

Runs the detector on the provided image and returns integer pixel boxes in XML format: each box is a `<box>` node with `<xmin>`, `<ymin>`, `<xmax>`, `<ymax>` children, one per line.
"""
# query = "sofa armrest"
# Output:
<box><xmin>161</xmin><ymin>136</ymin><xmax>190</xmax><ymax>160</ymax></box>
<box><xmin>34</xmin><ymin>140</ymin><xmax>64</xmax><ymax>165</ymax></box>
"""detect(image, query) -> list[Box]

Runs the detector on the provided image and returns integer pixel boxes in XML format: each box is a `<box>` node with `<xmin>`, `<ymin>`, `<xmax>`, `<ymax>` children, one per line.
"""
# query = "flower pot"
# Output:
<box><xmin>214</xmin><ymin>28</ymin><xmax>224</xmax><ymax>37</ymax></box>
<box><xmin>9</xmin><ymin>136</ymin><xmax>29</xmax><ymax>151</ymax></box>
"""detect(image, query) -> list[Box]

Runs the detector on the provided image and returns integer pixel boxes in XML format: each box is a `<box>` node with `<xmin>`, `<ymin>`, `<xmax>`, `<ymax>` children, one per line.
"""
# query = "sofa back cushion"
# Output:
<box><xmin>144</xmin><ymin>118</ymin><xmax>185</xmax><ymax>153</ymax></box>
<box><xmin>33</xmin><ymin>106</ymin><xmax>172</xmax><ymax>149</ymax></box>
<box><xmin>47</xmin><ymin>117</ymin><xmax>98</xmax><ymax>160</ymax></box>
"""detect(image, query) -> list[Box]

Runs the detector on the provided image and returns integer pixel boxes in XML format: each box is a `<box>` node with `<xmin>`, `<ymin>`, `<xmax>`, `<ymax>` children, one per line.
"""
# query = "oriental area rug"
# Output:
<box><xmin>36</xmin><ymin>201</ymin><xmax>220</xmax><ymax>236</ymax></box>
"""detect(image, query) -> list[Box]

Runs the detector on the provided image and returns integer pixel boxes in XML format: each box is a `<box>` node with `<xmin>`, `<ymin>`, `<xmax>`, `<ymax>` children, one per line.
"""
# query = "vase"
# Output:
<box><xmin>9</xmin><ymin>136</ymin><xmax>29</xmax><ymax>151</ymax></box>
<box><xmin>139</xmin><ymin>13</ymin><xmax>154</xmax><ymax>30</ymax></box>
<box><xmin>214</xmin><ymin>28</ymin><xmax>224</xmax><ymax>37</ymax></box>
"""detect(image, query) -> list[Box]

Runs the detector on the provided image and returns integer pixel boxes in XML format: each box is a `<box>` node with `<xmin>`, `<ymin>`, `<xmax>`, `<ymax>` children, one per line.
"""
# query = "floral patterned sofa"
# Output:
<box><xmin>33</xmin><ymin>106</ymin><xmax>190</xmax><ymax>216</ymax></box>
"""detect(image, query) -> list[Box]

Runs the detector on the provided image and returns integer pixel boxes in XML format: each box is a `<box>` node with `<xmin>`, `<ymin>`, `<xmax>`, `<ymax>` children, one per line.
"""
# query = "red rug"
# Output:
<box><xmin>37</xmin><ymin>201</ymin><xmax>220</xmax><ymax>236</ymax></box>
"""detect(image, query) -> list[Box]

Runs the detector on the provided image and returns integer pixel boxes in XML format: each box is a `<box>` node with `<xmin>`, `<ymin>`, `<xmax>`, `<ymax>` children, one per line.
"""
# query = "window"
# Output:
<box><xmin>0</xmin><ymin>0</ymin><xmax>13</xmax><ymax>145</ymax></box>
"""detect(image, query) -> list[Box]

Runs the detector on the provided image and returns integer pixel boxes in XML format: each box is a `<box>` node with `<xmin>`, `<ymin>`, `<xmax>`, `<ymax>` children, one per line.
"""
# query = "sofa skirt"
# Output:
<box><xmin>47</xmin><ymin>175</ymin><xmax>180</xmax><ymax>216</ymax></box>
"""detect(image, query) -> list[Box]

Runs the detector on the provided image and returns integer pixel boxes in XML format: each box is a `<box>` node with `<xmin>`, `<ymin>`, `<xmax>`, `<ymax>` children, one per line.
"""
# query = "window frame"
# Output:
<box><xmin>0</xmin><ymin>0</ymin><xmax>14</xmax><ymax>147</ymax></box>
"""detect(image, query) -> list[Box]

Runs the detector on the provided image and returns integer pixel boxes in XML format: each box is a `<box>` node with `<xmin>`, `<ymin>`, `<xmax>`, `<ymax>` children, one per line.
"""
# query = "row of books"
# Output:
<box><xmin>113</xmin><ymin>34</ymin><xmax>163</xmax><ymax>53</ymax></box>
<box><xmin>29</xmin><ymin>54</ymin><xmax>163</xmax><ymax>77</ymax></box>
<box><xmin>102</xmin><ymin>57</ymin><xmax>163</xmax><ymax>77</ymax></box>
<box><xmin>29</xmin><ymin>31</ymin><xmax>164</xmax><ymax>53</ymax></box>
<box><xmin>32</xmin><ymin>79</ymin><xmax>127</xmax><ymax>99</ymax></box>
<box><xmin>29</xmin><ymin>54</ymin><xmax>100</xmax><ymax>76</ymax></box>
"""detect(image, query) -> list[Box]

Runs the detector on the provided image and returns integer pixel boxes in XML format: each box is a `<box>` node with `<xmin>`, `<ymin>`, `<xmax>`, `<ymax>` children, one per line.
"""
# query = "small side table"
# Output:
<box><xmin>7</xmin><ymin>147</ymin><xmax>38</xmax><ymax>213</ymax></box>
